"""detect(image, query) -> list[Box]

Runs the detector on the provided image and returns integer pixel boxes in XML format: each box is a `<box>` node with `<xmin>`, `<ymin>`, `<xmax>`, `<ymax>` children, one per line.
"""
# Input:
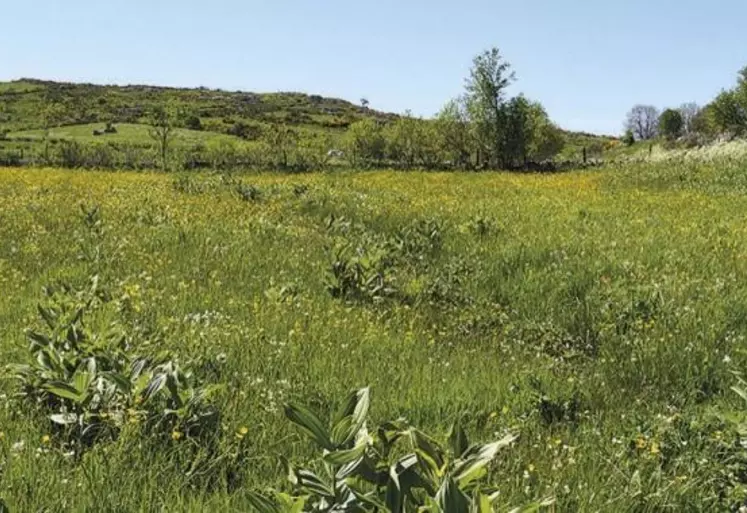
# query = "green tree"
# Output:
<box><xmin>385</xmin><ymin>111</ymin><xmax>422</xmax><ymax>168</ymax></box>
<box><xmin>690</xmin><ymin>107</ymin><xmax>713</xmax><ymax>136</ymax></box>
<box><xmin>148</xmin><ymin>105</ymin><xmax>178</xmax><ymax>171</ymax></box>
<box><xmin>501</xmin><ymin>95</ymin><xmax>532</xmax><ymax>167</ymax></box>
<box><xmin>184</xmin><ymin>114</ymin><xmax>202</xmax><ymax>131</ymax></box>
<box><xmin>434</xmin><ymin>97</ymin><xmax>473</xmax><ymax>168</ymax></box>
<box><xmin>343</xmin><ymin>119</ymin><xmax>385</xmax><ymax>168</ymax></box>
<box><xmin>622</xmin><ymin>129</ymin><xmax>635</xmax><ymax>146</ymax></box>
<box><xmin>410</xmin><ymin>119</ymin><xmax>443</xmax><ymax>169</ymax></box>
<box><xmin>263</xmin><ymin>125</ymin><xmax>299</xmax><ymax>169</ymax></box>
<box><xmin>527</xmin><ymin>102</ymin><xmax>565</xmax><ymax>162</ymax></box>
<box><xmin>659</xmin><ymin>108</ymin><xmax>684</xmax><ymax>140</ymax></box>
<box><xmin>465</xmin><ymin>47</ymin><xmax>515</xmax><ymax>168</ymax></box>
<box><xmin>710</xmin><ymin>89</ymin><xmax>746</xmax><ymax>136</ymax></box>
<box><xmin>679</xmin><ymin>102</ymin><xmax>700</xmax><ymax>135</ymax></box>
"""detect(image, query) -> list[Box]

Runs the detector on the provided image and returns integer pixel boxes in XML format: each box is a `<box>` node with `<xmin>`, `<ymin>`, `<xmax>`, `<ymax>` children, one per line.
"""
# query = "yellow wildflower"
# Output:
<box><xmin>171</xmin><ymin>430</ymin><xmax>183</xmax><ymax>441</ymax></box>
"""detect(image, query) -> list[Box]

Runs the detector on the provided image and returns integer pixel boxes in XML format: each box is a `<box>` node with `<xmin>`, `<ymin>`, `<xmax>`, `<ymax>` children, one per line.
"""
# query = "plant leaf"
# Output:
<box><xmin>454</xmin><ymin>434</ymin><xmax>518</xmax><ymax>488</ymax></box>
<box><xmin>294</xmin><ymin>469</ymin><xmax>335</xmax><ymax>498</ymax></box>
<box><xmin>44</xmin><ymin>381</ymin><xmax>83</xmax><ymax>403</ymax></box>
<box><xmin>476</xmin><ymin>492</ymin><xmax>492</xmax><ymax>513</ymax></box>
<box><xmin>284</xmin><ymin>403</ymin><xmax>333</xmax><ymax>450</ymax></box>
<box><xmin>37</xmin><ymin>305</ymin><xmax>57</xmax><ymax>330</ymax></box>
<box><xmin>141</xmin><ymin>373</ymin><xmax>167</xmax><ymax>404</ymax></box>
<box><xmin>27</xmin><ymin>331</ymin><xmax>51</xmax><ymax>349</ymax></box>
<box><xmin>50</xmin><ymin>413</ymin><xmax>79</xmax><ymax>425</ymax></box>
<box><xmin>332</xmin><ymin>387</ymin><xmax>370</xmax><ymax>446</ymax></box>
<box><xmin>448</xmin><ymin>416</ymin><xmax>469</xmax><ymax>457</ymax></box>
<box><xmin>101</xmin><ymin>371</ymin><xmax>133</xmax><ymax>396</ymax></box>
<box><xmin>733</xmin><ymin>386</ymin><xmax>747</xmax><ymax>404</ymax></box>
<box><xmin>323</xmin><ymin>440</ymin><xmax>368</xmax><ymax>466</ymax></box>
<box><xmin>436</xmin><ymin>477</ymin><xmax>470</xmax><ymax>513</ymax></box>
<box><xmin>409</xmin><ymin>428</ymin><xmax>445</xmax><ymax>471</ymax></box>
<box><xmin>73</xmin><ymin>371</ymin><xmax>93</xmax><ymax>395</ymax></box>
<box><xmin>507</xmin><ymin>496</ymin><xmax>556</xmax><ymax>513</ymax></box>
<box><xmin>245</xmin><ymin>491</ymin><xmax>284</xmax><ymax>513</ymax></box>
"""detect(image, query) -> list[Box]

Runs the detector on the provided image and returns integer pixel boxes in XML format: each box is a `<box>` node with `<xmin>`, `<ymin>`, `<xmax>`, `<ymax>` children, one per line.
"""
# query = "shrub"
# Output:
<box><xmin>326</xmin><ymin>238</ymin><xmax>397</xmax><ymax>303</ymax></box>
<box><xmin>58</xmin><ymin>140</ymin><xmax>86</xmax><ymax>168</ymax></box>
<box><xmin>7</xmin><ymin>276</ymin><xmax>220</xmax><ymax>454</ymax></box>
<box><xmin>184</xmin><ymin>115</ymin><xmax>202</xmax><ymax>131</ymax></box>
<box><xmin>248</xmin><ymin>387</ymin><xmax>554</xmax><ymax>512</ymax></box>
<box><xmin>622</xmin><ymin>130</ymin><xmax>635</xmax><ymax>147</ymax></box>
<box><xmin>235</xmin><ymin>183</ymin><xmax>262</xmax><ymax>202</ymax></box>
<box><xmin>659</xmin><ymin>108</ymin><xmax>684</xmax><ymax>140</ymax></box>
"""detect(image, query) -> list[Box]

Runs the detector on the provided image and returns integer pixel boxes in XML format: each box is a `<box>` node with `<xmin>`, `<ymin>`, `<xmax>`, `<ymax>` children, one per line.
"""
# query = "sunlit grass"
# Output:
<box><xmin>2</xmin><ymin>164</ymin><xmax>747</xmax><ymax>511</ymax></box>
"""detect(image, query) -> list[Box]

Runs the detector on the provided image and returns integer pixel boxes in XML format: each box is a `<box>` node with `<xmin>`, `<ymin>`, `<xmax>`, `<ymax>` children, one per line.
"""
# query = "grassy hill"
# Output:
<box><xmin>0</xmin><ymin>79</ymin><xmax>394</xmax><ymax>139</ymax></box>
<box><xmin>0</xmin><ymin>79</ymin><xmax>619</xmax><ymax>153</ymax></box>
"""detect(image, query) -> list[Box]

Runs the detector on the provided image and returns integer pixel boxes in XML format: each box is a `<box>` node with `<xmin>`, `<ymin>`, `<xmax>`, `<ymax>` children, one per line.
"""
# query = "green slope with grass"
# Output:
<box><xmin>0</xmin><ymin>78</ymin><xmax>615</xmax><ymax>157</ymax></box>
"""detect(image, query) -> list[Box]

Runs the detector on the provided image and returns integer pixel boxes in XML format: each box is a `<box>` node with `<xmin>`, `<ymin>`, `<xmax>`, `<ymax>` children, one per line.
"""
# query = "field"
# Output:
<box><xmin>2</xmin><ymin>160</ymin><xmax>747</xmax><ymax>511</ymax></box>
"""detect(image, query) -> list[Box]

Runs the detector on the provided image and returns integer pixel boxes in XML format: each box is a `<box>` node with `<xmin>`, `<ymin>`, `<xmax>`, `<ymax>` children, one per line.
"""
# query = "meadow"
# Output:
<box><xmin>2</xmin><ymin>160</ymin><xmax>747</xmax><ymax>511</ymax></box>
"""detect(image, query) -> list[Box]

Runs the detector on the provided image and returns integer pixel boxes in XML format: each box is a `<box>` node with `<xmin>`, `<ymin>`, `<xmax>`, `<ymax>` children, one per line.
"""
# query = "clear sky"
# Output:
<box><xmin>1</xmin><ymin>0</ymin><xmax>745</xmax><ymax>135</ymax></box>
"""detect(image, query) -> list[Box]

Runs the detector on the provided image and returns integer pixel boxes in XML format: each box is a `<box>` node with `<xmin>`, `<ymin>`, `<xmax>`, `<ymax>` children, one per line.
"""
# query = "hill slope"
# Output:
<box><xmin>0</xmin><ymin>78</ymin><xmax>625</xmax><ymax>170</ymax></box>
<box><xmin>0</xmin><ymin>79</ymin><xmax>395</xmax><ymax>138</ymax></box>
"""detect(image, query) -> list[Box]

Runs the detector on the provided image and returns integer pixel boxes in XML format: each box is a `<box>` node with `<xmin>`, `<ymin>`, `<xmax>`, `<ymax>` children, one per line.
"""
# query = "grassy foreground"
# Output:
<box><xmin>2</xmin><ymin>163</ymin><xmax>747</xmax><ymax>511</ymax></box>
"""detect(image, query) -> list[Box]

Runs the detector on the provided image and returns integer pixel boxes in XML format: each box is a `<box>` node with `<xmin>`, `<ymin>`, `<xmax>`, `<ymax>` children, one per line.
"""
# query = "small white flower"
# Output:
<box><xmin>11</xmin><ymin>440</ymin><xmax>25</xmax><ymax>453</ymax></box>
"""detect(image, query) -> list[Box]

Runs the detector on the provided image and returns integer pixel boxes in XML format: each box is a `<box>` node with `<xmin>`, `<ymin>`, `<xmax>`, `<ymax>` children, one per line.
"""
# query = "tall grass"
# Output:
<box><xmin>1</xmin><ymin>164</ymin><xmax>747</xmax><ymax>511</ymax></box>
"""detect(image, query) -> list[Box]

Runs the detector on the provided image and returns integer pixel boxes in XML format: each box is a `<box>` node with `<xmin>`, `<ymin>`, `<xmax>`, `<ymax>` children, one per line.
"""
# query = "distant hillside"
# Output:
<box><xmin>2</xmin><ymin>78</ymin><xmax>613</xmax><ymax>132</ymax></box>
<box><xmin>0</xmin><ymin>79</ymin><xmax>617</xmax><ymax>163</ymax></box>
<box><xmin>0</xmin><ymin>79</ymin><xmax>396</xmax><ymax>137</ymax></box>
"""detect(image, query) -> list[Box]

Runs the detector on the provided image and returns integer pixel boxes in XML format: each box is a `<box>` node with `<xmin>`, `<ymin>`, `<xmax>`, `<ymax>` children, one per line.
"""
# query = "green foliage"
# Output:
<box><xmin>262</xmin><ymin>125</ymin><xmax>299</xmax><ymax>169</ymax></box>
<box><xmin>385</xmin><ymin>112</ymin><xmax>425</xmax><ymax>169</ymax></box>
<box><xmin>658</xmin><ymin>109</ymin><xmax>684</xmax><ymax>140</ymax></box>
<box><xmin>326</xmin><ymin>237</ymin><xmax>398</xmax><ymax>303</ymax></box>
<box><xmin>435</xmin><ymin>98</ymin><xmax>473</xmax><ymax>168</ymax></box>
<box><xmin>710</xmin><ymin>89</ymin><xmax>746</xmax><ymax>136</ymax></box>
<box><xmin>465</xmin><ymin>47</ymin><xmax>515</xmax><ymax>168</ymax></box>
<box><xmin>7</xmin><ymin>276</ymin><xmax>220</xmax><ymax>454</ymax></box>
<box><xmin>148</xmin><ymin>104</ymin><xmax>178</xmax><ymax>171</ymax></box>
<box><xmin>0</xmin><ymin>74</ymin><xmax>592</xmax><ymax>171</ymax></box>
<box><xmin>622</xmin><ymin>129</ymin><xmax>635</xmax><ymax>147</ymax></box>
<box><xmin>325</xmin><ymin>216</ymin><xmax>444</xmax><ymax>304</ymax></box>
<box><xmin>250</xmin><ymin>387</ymin><xmax>553</xmax><ymax>512</ymax></box>
<box><xmin>433</xmin><ymin>48</ymin><xmax>566</xmax><ymax>169</ymax></box>
<box><xmin>184</xmin><ymin>115</ymin><xmax>202</xmax><ymax>131</ymax></box>
<box><xmin>527</xmin><ymin>105</ymin><xmax>565</xmax><ymax>162</ymax></box>
<box><xmin>343</xmin><ymin>119</ymin><xmax>386</xmax><ymax>168</ymax></box>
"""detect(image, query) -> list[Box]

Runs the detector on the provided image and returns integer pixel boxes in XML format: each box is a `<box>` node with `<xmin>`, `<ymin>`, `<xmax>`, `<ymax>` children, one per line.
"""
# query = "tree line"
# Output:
<box><xmin>341</xmin><ymin>48</ymin><xmax>565</xmax><ymax>170</ymax></box>
<box><xmin>624</xmin><ymin>66</ymin><xmax>747</xmax><ymax>145</ymax></box>
<box><xmin>2</xmin><ymin>47</ymin><xmax>574</xmax><ymax>172</ymax></box>
<box><xmin>142</xmin><ymin>48</ymin><xmax>567</xmax><ymax>172</ymax></box>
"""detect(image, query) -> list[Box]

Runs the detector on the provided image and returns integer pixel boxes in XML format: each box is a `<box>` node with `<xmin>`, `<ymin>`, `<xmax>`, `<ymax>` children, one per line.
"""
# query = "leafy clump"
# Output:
<box><xmin>325</xmin><ymin>217</ymin><xmax>446</xmax><ymax>304</ymax></box>
<box><xmin>249</xmin><ymin>387</ymin><xmax>553</xmax><ymax>512</ymax></box>
<box><xmin>236</xmin><ymin>183</ymin><xmax>262</xmax><ymax>202</ymax></box>
<box><xmin>7</xmin><ymin>276</ymin><xmax>220</xmax><ymax>454</ymax></box>
<box><xmin>326</xmin><ymin>239</ymin><xmax>398</xmax><ymax>303</ymax></box>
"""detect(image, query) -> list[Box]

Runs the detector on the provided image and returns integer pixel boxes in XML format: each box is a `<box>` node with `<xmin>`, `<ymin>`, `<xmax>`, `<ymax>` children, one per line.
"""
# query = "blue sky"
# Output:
<box><xmin>1</xmin><ymin>0</ymin><xmax>745</xmax><ymax>134</ymax></box>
